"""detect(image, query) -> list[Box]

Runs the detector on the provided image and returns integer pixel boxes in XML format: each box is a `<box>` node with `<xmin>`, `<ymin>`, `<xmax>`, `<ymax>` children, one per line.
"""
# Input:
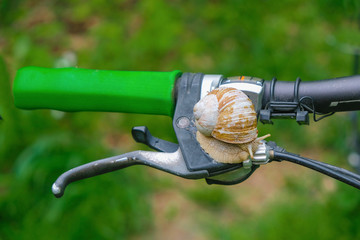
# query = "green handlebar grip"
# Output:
<box><xmin>13</xmin><ymin>67</ymin><xmax>182</xmax><ymax>116</ymax></box>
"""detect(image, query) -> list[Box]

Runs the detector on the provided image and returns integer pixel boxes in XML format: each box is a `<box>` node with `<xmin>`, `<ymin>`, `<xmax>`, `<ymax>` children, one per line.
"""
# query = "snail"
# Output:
<box><xmin>193</xmin><ymin>87</ymin><xmax>270</xmax><ymax>163</ymax></box>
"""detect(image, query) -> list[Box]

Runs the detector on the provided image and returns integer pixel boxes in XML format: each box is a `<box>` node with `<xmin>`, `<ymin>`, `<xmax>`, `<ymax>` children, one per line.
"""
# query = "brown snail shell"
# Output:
<box><xmin>193</xmin><ymin>87</ymin><xmax>270</xmax><ymax>163</ymax></box>
<box><xmin>194</xmin><ymin>87</ymin><xmax>258</xmax><ymax>144</ymax></box>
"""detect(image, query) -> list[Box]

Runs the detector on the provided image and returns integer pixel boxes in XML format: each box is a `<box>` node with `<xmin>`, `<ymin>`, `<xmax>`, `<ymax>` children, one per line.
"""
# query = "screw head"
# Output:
<box><xmin>176</xmin><ymin>117</ymin><xmax>190</xmax><ymax>128</ymax></box>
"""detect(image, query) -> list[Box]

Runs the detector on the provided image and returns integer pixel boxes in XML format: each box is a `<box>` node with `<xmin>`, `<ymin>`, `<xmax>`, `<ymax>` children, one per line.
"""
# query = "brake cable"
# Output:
<box><xmin>268</xmin><ymin>141</ymin><xmax>360</xmax><ymax>190</ymax></box>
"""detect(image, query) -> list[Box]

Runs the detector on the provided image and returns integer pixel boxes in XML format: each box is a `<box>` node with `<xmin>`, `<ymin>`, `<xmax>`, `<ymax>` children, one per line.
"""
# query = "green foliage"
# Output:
<box><xmin>0</xmin><ymin>134</ymin><xmax>152</xmax><ymax>239</ymax></box>
<box><xmin>204</xmin><ymin>181</ymin><xmax>360</xmax><ymax>240</ymax></box>
<box><xmin>1</xmin><ymin>0</ymin><xmax>360</xmax><ymax>239</ymax></box>
<box><xmin>185</xmin><ymin>186</ymin><xmax>230</xmax><ymax>210</ymax></box>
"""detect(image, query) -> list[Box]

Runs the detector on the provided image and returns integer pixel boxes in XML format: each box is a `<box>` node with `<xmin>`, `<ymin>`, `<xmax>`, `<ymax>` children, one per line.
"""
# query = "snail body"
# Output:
<box><xmin>194</xmin><ymin>87</ymin><xmax>269</xmax><ymax>163</ymax></box>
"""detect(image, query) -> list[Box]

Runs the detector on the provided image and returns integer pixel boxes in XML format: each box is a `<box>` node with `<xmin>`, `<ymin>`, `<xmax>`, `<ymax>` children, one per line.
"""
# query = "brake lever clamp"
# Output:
<box><xmin>172</xmin><ymin>73</ymin><xmax>270</xmax><ymax>183</ymax></box>
<box><xmin>52</xmin><ymin>72</ymin><xmax>270</xmax><ymax>197</ymax></box>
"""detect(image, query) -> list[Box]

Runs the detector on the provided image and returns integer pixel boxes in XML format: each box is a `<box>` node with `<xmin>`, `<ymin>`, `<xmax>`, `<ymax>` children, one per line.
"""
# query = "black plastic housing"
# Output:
<box><xmin>172</xmin><ymin>73</ymin><xmax>242</xmax><ymax>174</ymax></box>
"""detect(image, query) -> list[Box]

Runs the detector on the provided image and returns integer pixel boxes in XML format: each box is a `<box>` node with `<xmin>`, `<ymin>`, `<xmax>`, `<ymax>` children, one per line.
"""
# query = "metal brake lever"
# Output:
<box><xmin>52</xmin><ymin>148</ymin><xmax>209</xmax><ymax>198</ymax></box>
<box><xmin>52</xmin><ymin>126</ymin><xmax>210</xmax><ymax>198</ymax></box>
<box><xmin>52</xmin><ymin>130</ymin><xmax>271</xmax><ymax>198</ymax></box>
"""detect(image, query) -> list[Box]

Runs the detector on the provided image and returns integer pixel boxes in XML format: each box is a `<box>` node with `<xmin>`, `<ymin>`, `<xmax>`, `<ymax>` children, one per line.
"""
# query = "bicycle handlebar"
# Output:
<box><xmin>13</xmin><ymin>67</ymin><xmax>182</xmax><ymax>116</ymax></box>
<box><xmin>262</xmin><ymin>75</ymin><xmax>360</xmax><ymax>114</ymax></box>
<box><xmin>13</xmin><ymin>67</ymin><xmax>360</xmax><ymax>119</ymax></box>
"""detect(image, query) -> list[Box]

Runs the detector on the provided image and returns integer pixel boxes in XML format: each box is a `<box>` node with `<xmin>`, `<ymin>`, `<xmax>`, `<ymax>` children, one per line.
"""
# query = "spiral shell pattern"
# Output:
<box><xmin>194</xmin><ymin>87</ymin><xmax>258</xmax><ymax>144</ymax></box>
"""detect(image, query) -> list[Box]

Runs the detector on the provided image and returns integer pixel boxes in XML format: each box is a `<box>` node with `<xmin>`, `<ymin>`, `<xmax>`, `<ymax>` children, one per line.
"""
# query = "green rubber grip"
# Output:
<box><xmin>13</xmin><ymin>67</ymin><xmax>182</xmax><ymax>116</ymax></box>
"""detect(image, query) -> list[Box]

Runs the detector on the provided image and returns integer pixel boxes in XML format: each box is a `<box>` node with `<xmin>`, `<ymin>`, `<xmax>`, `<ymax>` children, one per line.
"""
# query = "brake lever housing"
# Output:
<box><xmin>172</xmin><ymin>73</ymin><xmax>266</xmax><ymax>184</ymax></box>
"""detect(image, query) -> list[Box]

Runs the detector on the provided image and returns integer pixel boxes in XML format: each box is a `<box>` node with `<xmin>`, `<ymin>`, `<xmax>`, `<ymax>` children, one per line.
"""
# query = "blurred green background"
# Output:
<box><xmin>1</xmin><ymin>0</ymin><xmax>360</xmax><ymax>239</ymax></box>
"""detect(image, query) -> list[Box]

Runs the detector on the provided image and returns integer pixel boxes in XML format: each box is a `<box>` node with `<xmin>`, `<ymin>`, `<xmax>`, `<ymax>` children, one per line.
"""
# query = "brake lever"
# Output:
<box><xmin>52</xmin><ymin>125</ymin><xmax>270</xmax><ymax>198</ymax></box>
<box><xmin>52</xmin><ymin>148</ymin><xmax>208</xmax><ymax>198</ymax></box>
<box><xmin>52</xmin><ymin>135</ymin><xmax>360</xmax><ymax>198</ymax></box>
<box><xmin>52</xmin><ymin>126</ymin><xmax>210</xmax><ymax>198</ymax></box>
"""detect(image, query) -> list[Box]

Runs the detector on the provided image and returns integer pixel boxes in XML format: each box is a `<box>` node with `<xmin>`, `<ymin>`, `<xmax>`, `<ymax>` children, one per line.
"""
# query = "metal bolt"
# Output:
<box><xmin>176</xmin><ymin>117</ymin><xmax>190</xmax><ymax>128</ymax></box>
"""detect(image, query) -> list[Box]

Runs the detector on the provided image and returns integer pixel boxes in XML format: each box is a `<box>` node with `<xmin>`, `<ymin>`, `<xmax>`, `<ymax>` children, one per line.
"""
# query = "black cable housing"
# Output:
<box><xmin>272</xmin><ymin>150</ymin><xmax>360</xmax><ymax>190</ymax></box>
